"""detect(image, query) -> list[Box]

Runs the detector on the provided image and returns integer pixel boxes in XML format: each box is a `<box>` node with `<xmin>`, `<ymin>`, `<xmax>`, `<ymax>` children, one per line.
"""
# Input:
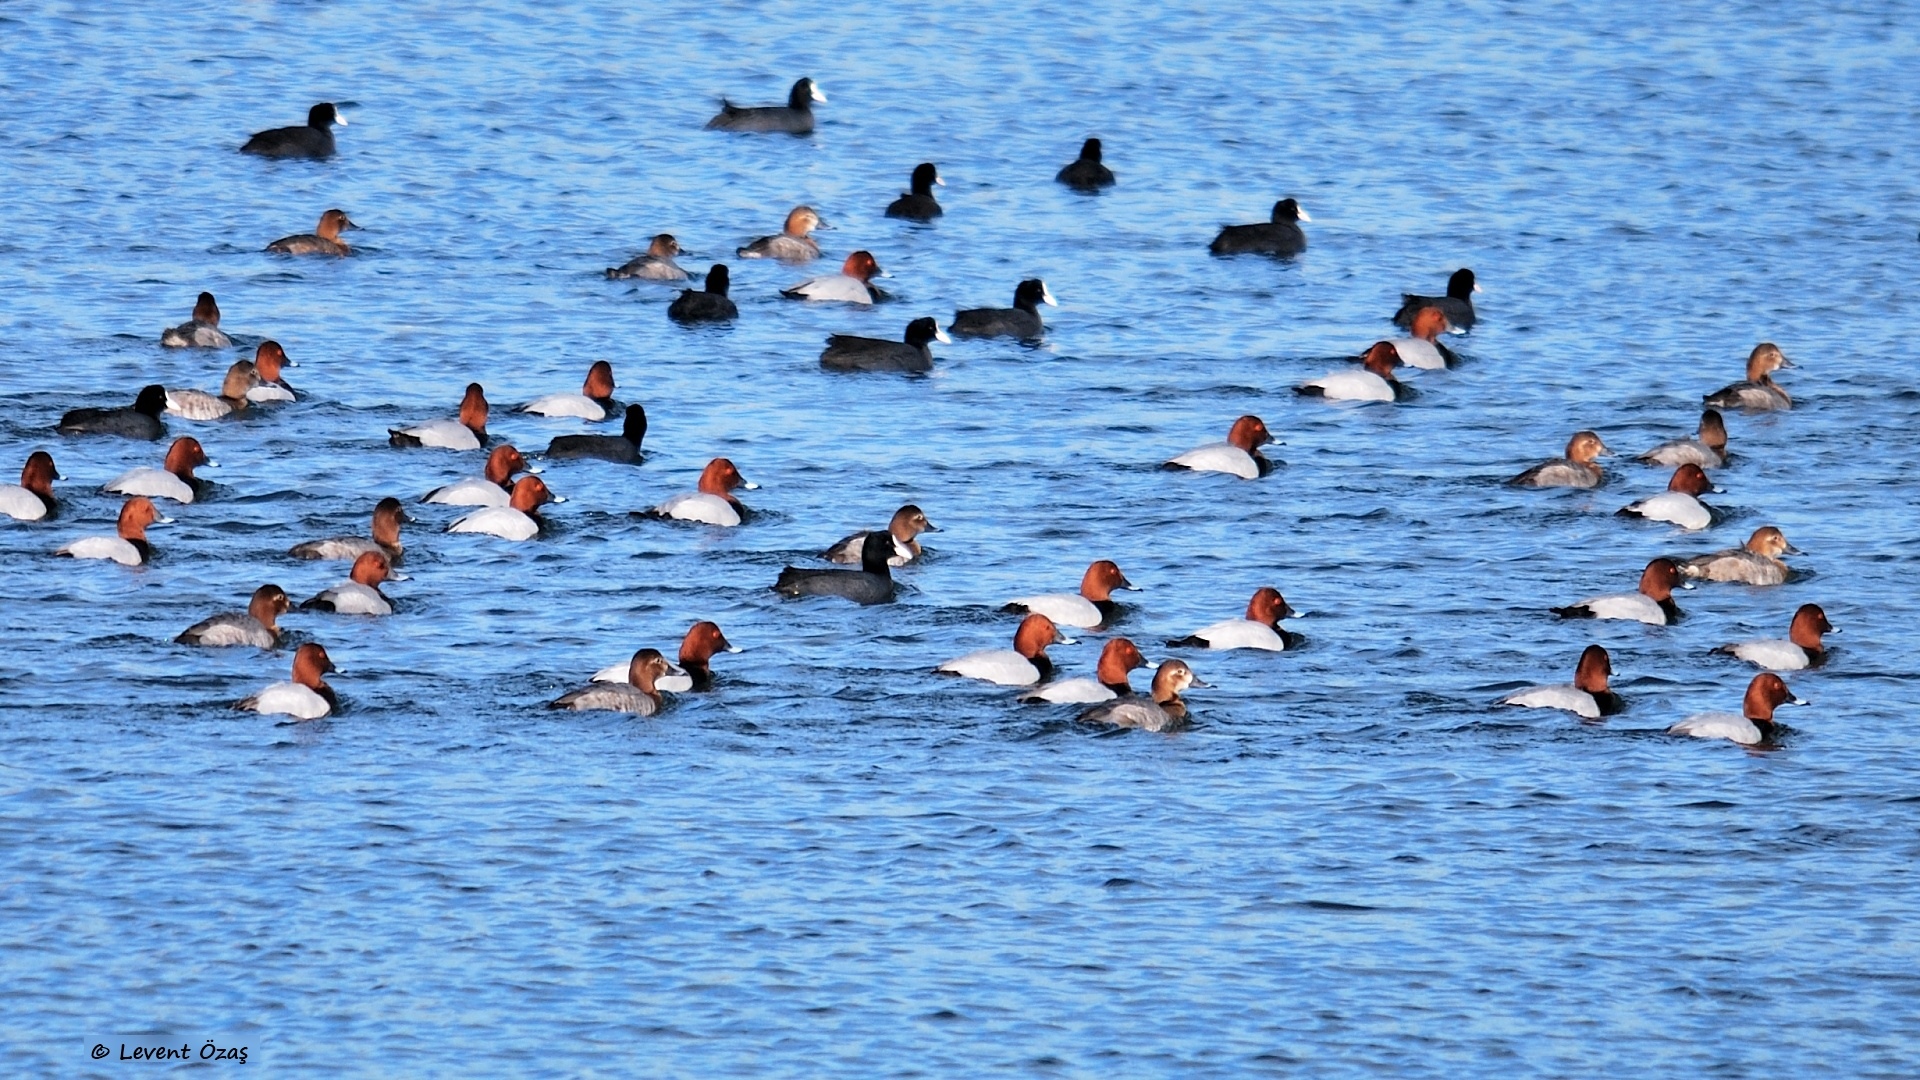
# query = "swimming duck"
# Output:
<box><xmin>592</xmin><ymin>621</ymin><xmax>742</xmax><ymax>692</ymax></box>
<box><xmin>424</xmin><ymin>444</ymin><xmax>538</xmax><ymax>506</ymax></box>
<box><xmin>267</xmin><ymin>209</ymin><xmax>359</xmax><ymax>255</ymax></box>
<box><xmin>522</xmin><ymin>361</ymin><xmax>619</xmax><ymax>421</ymax></box>
<box><xmin>1668</xmin><ymin>672</ymin><xmax>1804</xmax><ymax>745</ymax></box>
<box><xmin>166</xmin><ymin>360</ymin><xmax>260</xmax><ymax>420</ymax></box>
<box><xmin>55</xmin><ymin>496</ymin><xmax>168</xmax><ymax>566</ymax></box>
<box><xmin>1004</xmin><ymin>560</ymin><xmax>1139</xmax><ymax>629</ymax></box>
<box><xmin>822</xmin><ymin>504</ymin><xmax>937</xmax><ymax>566</ymax></box>
<box><xmin>1618</xmin><ymin>464</ymin><xmax>1719</xmax><ymax>531</ymax></box>
<box><xmin>705</xmin><ymin>78</ymin><xmax>824</xmax><ymax>135</ymax></box>
<box><xmin>782</xmin><ymin>250</ymin><xmax>888</xmax><ymax>304</ymax></box>
<box><xmin>176</xmin><ymin>584</ymin><xmax>293</xmax><ymax>648</ymax></box>
<box><xmin>1392</xmin><ymin>268</ymin><xmax>1479</xmax><ymax>330</ymax></box>
<box><xmin>667</xmin><ymin>265</ymin><xmax>738</xmax><ymax>323</ymax></box>
<box><xmin>1297</xmin><ymin>341</ymin><xmax>1407</xmax><ymax>402</ymax></box>
<box><xmin>936</xmin><ymin>613</ymin><xmax>1074</xmax><ymax>687</ymax></box>
<box><xmin>246</xmin><ymin>342</ymin><xmax>299</xmax><ymax>403</ymax></box>
<box><xmin>1</xmin><ymin>452</ymin><xmax>60</xmax><ymax>521</ymax></box>
<box><xmin>1056</xmin><ymin>138</ymin><xmax>1115</xmax><ymax>191</ymax></box>
<box><xmin>645</xmin><ymin>458</ymin><xmax>755</xmax><ymax>526</ymax></box>
<box><xmin>1714</xmin><ymin>603</ymin><xmax>1835</xmax><ymax>671</ymax></box>
<box><xmin>950</xmin><ymin>279</ymin><xmax>1055</xmax><ymax>339</ymax></box>
<box><xmin>236</xmin><ymin>643</ymin><xmax>340</xmax><ymax>720</ymax></box>
<box><xmin>1019</xmin><ymin>638</ymin><xmax>1150</xmax><ymax>703</ymax></box>
<box><xmin>240</xmin><ymin>103</ymin><xmax>346</xmax><ymax>159</ymax></box>
<box><xmin>1499</xmin><ymin>644</ymin><xmax>1624</xmax><ymax>719</ymax></box>
<box><xmin>1166</xmin><ymin>587</ymin><xmax>1301</xmax><ymax>651</ymax></box>
<box><xmin>1678</xmin><ymin>526</ymin><xmax>1797</xmax><ymax>585</ymax></box>
<box><xmin>289</xmin><ymin>497</ymin><xmax>409</xmax><ymax>562</ymax></box>
<box><xmin>1165</xmin><ymin>415</ymin><xmax>1275</xmax><ymax>479</ymax></box>
<box><xmin>1208</xmin><ymin>198</ymin><xmax>1309</xmax><ymax>256</ymax></box>
<box><xmin>820</xmin><ymin>317</ymin><xmax>948</xmax><ymax>373</ymax></box>
<box><xmin>389</xmin><ymin>383</ymin><xmax>488</xmax><ymax>450</ymax></box>
<box><xmin>1641</xmin><ymin>409</ymin><xmax>1728</xmax><ymax>468</ymax></box>
<box><xmin>1078</xmin><ymin>660</ymin><xmax>1204</xmax><ymax>732</ymax></box>
<box><xmin>160</xmin><ymin>292</ymin><xmax>232</xmax><ymax>348</ymax></box>
<box><xmin>1511</xmin><ymin>431</ymin><xmax>1612</xmax><ymax>488</ymax></box>
<box><xmin>737</xmin><ymin>207</ymin><xmax>824</xmax><ymax>261</ymax></box>
<box><xmin>448</xmin><ymin>476</ymin><xmax>561</xmax><ymax>541</ymax></box>
<box><xmin>103</xmin><ymin>436</ymin><xmax>216</xmax><ymax>504</ymax></box>
<box><xmin>772</xmin><ymin>530</ymin><xmax>896</xmax><ymax>605</ymax></box>
<box><xmin>1552</xmin><ymin>558</ymin><xmax>1690</xmax><ymax>625</ymax></box>
<box><xmin>1389</xmin><ymin>307</ymin><xmax>1460</xmax><ymax>370</ymax></box>
<box><xmin>552</xmin><ymin>648</ymin><xmax>684</xmax><ymax>716</ymax></box>
<box><xmin>885</xmin><ymin>163</ymin><xmax>944</xmax><ymax>220</ymax></box>
<box><xmin>302</xmin><ymin>551</ymin><xmax>402</xmax><ymax>615</ymax></box>
<box><xmin>1703</xmin><ymin>343</ymin><xmax>1793</xmax><ymax>411</ymax></box>
<box><xmin>58</xmin><ymin>384</ymin><xmax>168</xmax><ymax>440</ymax></box>
<box><xmin>606</xmin><ymin>234</ymin><xmax>689</xmax><ymax>281</ymax></box>
<box><xmin>545</xmin><ymin>404</ymin><xmax>648</xmax><ymax>464</ymax></box>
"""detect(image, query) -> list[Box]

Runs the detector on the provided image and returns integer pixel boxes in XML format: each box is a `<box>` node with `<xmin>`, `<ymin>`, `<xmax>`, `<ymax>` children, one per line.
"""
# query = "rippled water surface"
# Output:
<box><xmin>5</xmin><ymin>1</ymin><xmax>1920</xmax><ymax>1075</ymax></box>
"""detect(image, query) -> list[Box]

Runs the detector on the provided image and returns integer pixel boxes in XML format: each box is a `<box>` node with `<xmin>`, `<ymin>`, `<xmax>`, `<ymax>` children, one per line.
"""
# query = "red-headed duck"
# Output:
<box><xmin>104</xmin><ymin>436</ymin><xmax>216</xmax><ymax>504</ymax></box>
<box><xmin>448</xmin><ymin>475</ymin><xmax>562</xmax><ymax>541</ymax></box>
<box><xmin>885</xmin><ymin>163</ymin><xmax>944</xmax><ymax>221</ymax></box>
<box><xmin>389</xmin><ymin>383</ymin><xmax>488</xmax><ymax>450</ymax></box>
<box><xmin>1499</xmin><ymin>644</ymin><xmax>1623</xmax><ymax>719</ymax></box>
<box><xmin>1208</xmin><ymin>199</ymin><xmax>1308</xmax><ymax>257</ymax></box>
<box><xmin>303</xmin><ymin>551</ymin><xmax>403</xmax><ymax>615</ymax></box>
<box><xmin>820</xmin><ymin>317</ymin><xmax>948</xmax><ymax>373</ymax></box>
<box><xmin>1167</xmin><ymin>587</ymin><xmax>1301</xmax><ymax>651</ymax></box>
<box><xmin>267</xmin><ymin>208</ymin><xmax>360</xmax><ymax>256</ymax></box>
<box><xmin>667</xmin><ymin>265</ymin><xmax>738</xmax><ymax>323</ymax></box>
<box><xmin>706</xmin><ymin>78</ymin><xmax>824</xmax><ymax>135</ymax></box>
<box><xmin>1715</xmin><ymin>603</ymin><xmax>1835</xmax><ymax>671</ymax></box>
<box><xmin>160</xmin><ymin>292</ymin><xmax>231</xmax><ymax>348</ymax></box>
<box><xmin>289</xmin><ymin>497</ymin><xmax>409</xmax><ymax>562</ymax></box>
<box><xmin>1057</xmin><ymin>138</ymin><xmax>1115</xmax><ymax>192</ymax></box>
<box><xmin>1552</xmin><ymin>558</ymin><xmax>1690</xmax><ymax>625</ymax></box>
<box><xmin>236</xmin><ymin>643</ymin><xmax>339</xmax><ymax>720</ymax></box>
<box><xmin>546</xmin><ymin>404</ymin><xmax>648</xmax><ymax>464</ymax></box>
<box><xmin>1704</xmin><ymin>344</ymin><xmax>1792</xmax><ymax>412</ymax></box>
<box><xmin>1</xmin><ymin>451</ymin><xmax>60</xmax><ymax>521</ymax></box>
<box><xmin>240</xmin><ymin>103</ymin><xmax>345</xmax><ymax>159</ymax></box>
<box><xmin>247</xmin><ymin>342</ymin><xmax>298</xmax><ymax>403</ymax></box>
<box><xmin>56</xmin><ymin>496</ymin><xmax>169</xmax><ymax>566</ymax></box>
<box><xmin>1019</xmin><ymin>637</ymin><xmax>1151</xmax><ymax>703</ymax></box>
<box><xmin>1389</xmin><ymin>307</ymin><xmax>1460</xmax><ymax>370</ymax></box>
<box><xmin>607</xmin><ymin>234</ymin><xmax>690</xmax><ymax>281</ymax></box>
<box><xmin>1679</xmin><ymin>526</ymin><xmax>1797</xmax><ymax>585</ymax></box>
<box><xmin>1640</xmin><ymin>409</ymin><xmax>1727</xmax><ymax>469</ymax></box>
<box><xmin>823</xmin><ymin>504</ymin><xmax>938</xmax><ymax>566</ymax></box>
<box><xmin>177</xmin><ymin>584</ymin><xmax>292</xmax><ymax>648</ymax></box>
<box><xmin>782</xmin><ymin>250</ymin><xmax>888</xmax><ymax>304</ymax></box>
<box><xmin>737</xmin><ymin>206</ymin><xmax>824</xmax><ymax>261</ymax></box>
<box><xmin>1618</xmin><ymin>463</ymin><xmax>1720</xmax><ymax>532</ymax></box>
<box><xmin>595</xmin><ymin>621</ymin><xmax>742</xmax><ymax>691</ymax></box>
<box><xmin>424</xmin><ymin>444</ymin><xmax>538</xmax><ymax>506</ymax></box>
<box><xmin>1668</xmin><ymin>672</ymin><xmax>1805</xmax><ymax>744</ymax></box>
<box><xmin>58</xmin><ymin>384</ymin><xmax>167</xmax><ymax>440</ymax></box>
<box><xmin>1165</xmin><ymin>414</ymin><xmax>1274</xmax><ymax>480</ymax></box>
<box><xmin>552</xmin><ymin>648</ymin><xmax>684</xmax><ymax>716</ymax></box>
<box><xmin>1392</xmin><ymin>268</ymin><xmax>1479</xmax><ymax>330</ymax></box>
<box><xmin>773</xmin><ymin>531</ymin><xmax>896</xmax><ymax>605</ymax></box>
<box><xmin>167</xmin><ymin>361</ymin><xmax>261</xmax><ymax>420</ymax></box>
<box><xmin>936</xmin><ymin>613</ymin><xmax>1075</xmax><ymax>686</ymax></box>
<box><xmin>1078</xmin><ymin>660</ymin><xmax>1206</xmax><ymax>732</ymax></box>
<box><xmin>1298</xmin><ymin>341</ymin><xmax>1406</xmax><ymax>403</ymax></box>
<box><xmin>1511</xmin><ymin>431</ymin><xmax>1612</xmax><ymax>488</ymax></box>
<box><xmin>522</xmin><ymin>361</ymin><xmax>620</xmax><ymax>421</ymax></box>
<box><xmin>950</xmin><ymin>279</ymin><xmax>1055</xmax><ymax>340</ymax></box>
<box><xmin>648</xmin><ymin>458</ymin><xmax>755</xmax><ymax>526</ymax></box>
<box><xmin>1004</xmin><ymin>559</ymin><xmax>1139</xmax><ymax>629</ymax></box>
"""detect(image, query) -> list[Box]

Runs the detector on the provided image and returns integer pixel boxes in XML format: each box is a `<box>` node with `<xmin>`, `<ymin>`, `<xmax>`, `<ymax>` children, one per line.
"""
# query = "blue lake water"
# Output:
<box><xmin>4</xmin><ymin>1</ymin><xmax>1919</xmax><ymax>1075</ymax></box>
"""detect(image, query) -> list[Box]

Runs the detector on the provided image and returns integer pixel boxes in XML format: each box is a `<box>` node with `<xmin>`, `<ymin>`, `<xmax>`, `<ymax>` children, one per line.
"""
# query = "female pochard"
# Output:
<box><xmin>424</xmin><ymin>444</ymin><xmax>538</xmax><ymax>506</ymax></box>
<box><xmin>1716</xmin><ymin>603</ymin><xmax>1835</xmax><ymax>671</ymax></box>
<box><xmin>885</xmin><ymin>163</ymin><xmax>945</xmax><ymax>221</ymax></box>
<box><xmin>1</xmin><ymin>452</ymin><xmax>60</xmax><ymax>521</ymax></box>
<box><xmin>593</xmin><ymin>622</ymin><xmax>742</xmax><ymax>691</ymax></box>
<box><xmin>783</xmin><ymin>250</ymin><xmax>889</xmax><ymax>305</ymax></box>
<box><xmin>56</xmin><ymin>496</ymin><xmax>169</xmax><ymax>566</ymax></box>
<box><xmin>1393</xmin><ymin>268</ymin><xmax>1479</xmax><ymax>331</ymax></box>
<box><xmin>522</xmin><ymin>361</ymin><xmax>620</xmax><ymax>421</ymax></box>
<box><xmin>1680</xmin><ymin>526</ymin><xmax>1798</xmax><ymax>585</ymax></box>
<box><xmin>607</xmin><ymin>234</ymin><xmax>689</xmax><ymax>281</ymax></box>
<box><xmin>177</xmin><ymin>584</ymin><xmax>292</xmax><ymax>648</ymax></box>
<box><xmin>160</xmin><ymin>292</ymin><xmax>231</xmax><ymax>348</ymax></box>
<box><xmin>247</xmin><ymin>342</ymin><xmax>299</xmax><ymax>403</ymax></box>
<box><xmin>1641</xmin><ymin>409</ymin><xmax>1727</xmax><ymax>469</ymax></box>
<box><xmin>289</xmin><ymin>496</ymin><xmax>409</xmax><ymax>562</ymax></box>
<box><xmin>1056</xmin><ymin>138</ymin><xmax>1115</xmax><ymax>191</ymax></box>
<box><xmin>1499</xmin><ymin>644</ymin><xmax>1624</xmax><ymax>719</ymax></box>
<box><xmin>552</xmin><ymin>648</ymin><xmax>685</xmax><ymax>716</ymax></box>
<box><xmin>936</xmin><ymin>613</ymin><xmax>1075</xmax><ymax>687</ymax></box>
<box><xmin>1389</xmin><ymin>307</ymin><xmax>1460</xmax><ymax>370</ymax></box>
<box><xmin>1167</xmin><ymin>587</ymin><xmax>1301</xmax><ymax>651</ymax></box>
<box><xmin>236</xmin><ymin>643</ymin><xmax>340</xmax><ymax>720</ymax></box>
<box><xmin>649</xmin><ymin>458</ymin><xmax>755</xmax><ymax>526</ymax></box>
<box><xmin>1079</xmin><ymin>660</ymin><xmax>1206</xmax><ymax>732</ymax></box>
<box><xmin>267</xmin><ymin>208</ymin><xmax>360</xmax><ymax>256</ymax></box>
<box><xmin>167</xmin><ymin>361</ymin><xmax>261</xmax><ymax>420</ymax></box>
<box><xmin>58</xmin><ymin>384</ymin><xmax>168</xmax><ymax>440</ymax></box>
<box><xmin>1511</xmin><ymin>431</ymin><xmax>1612</xmax><ymax>488</ymax></box>
<box><xmin>823</xmin><ymin>504</ymin><xmax>937</xmax><ymax>566</ymax></box>
<box><xmin>1618</xmin><ymin>464</ymin><xmax>1720</xmax><ymax>532</ymax></box>
<box><xmin>950</xmin><ymin>279</ymin><xmax>1055</xmax><ymax>340</ymax></box>
<box><xmin>773</xmin><ymin>531</ymin><xmax>896</xmax><ymax>605</ymax></box>
<box><xmin>737</xmin><ymin>206</ymin><xmax>824</xmax><ymax>261</ymax></box>
<box><xmin>1019</xmin><ymin>637</ymin><xmax>1150</xmax><ymax>703</ymax></box>
<box><xmin>667</xmin><ymin>265</ymin><xmax>738</xmax><ymax>323</ymax></box>
<box><xmin>1552</xmin><ymin>557</ymin><xmax>1690</xmax><ymax>625</ymax></box>
<box><xmin>820</xmin><ymin>318</ymin><xmax>948</xmax><ymax>373</ymax></box>
<box><xmin>390</xmin><ymin>384</ymin><xmax>488</xmax><ymax>450</ymax></box>
<box><xmin>240</xmin><ymin>103</ymin><xmax>346</xmax><ymax>159</ymax></box>
<box><xmin>546</xmin><ymin>404</ymin><xmax>648</xmax><ymax>464</ymax></box>
<box><xmin>1005</xmin><ymin>559</ymin><xmax>1140</xmax><ymax>629</ymax></box>
<box><xmin>1668</xmin><ymin>672</ymin><xmax>1805</xmax><ymax>744</ymax></box>
<box><xmin>1209</xmin><ymin>199</ymin><xmax>1309</xmax><ymax>257</ymax></box>
<box><xmin>448</xmin><ymin>476</ymin><xmax>562</xmax><ymax>540</ymax></box>
<box><xmin>705</xmin><ymin>77</ymin><xmax>825</xmax><ymax>135</ymax></box>
<box><xmin>1166</xmin><ymin>414</ymin><xmax>1275</xmax><ymax>479</ymax></box>
<box><xmin>1704</xmin><ymin>344</ymin><xmax>1793</xmax><ymax>411</ymax></box>
<box><xmin>104</xmin><ymin>436</ymin><xmax>216</xmax><ymax>504</ymax></box>
<box><xmin>1298</xmin><ymin>342</ymin><xmax>1406</xmax><ymax>403</ymax></box>
<box><xmin>303</xmin><ymin>551</ymin><xmax>404</xmax><ymax>616</ymax></box>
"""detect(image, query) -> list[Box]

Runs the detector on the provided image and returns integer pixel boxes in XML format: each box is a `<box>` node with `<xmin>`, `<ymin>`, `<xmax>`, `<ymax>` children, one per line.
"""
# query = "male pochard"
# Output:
<box><xmin>823</xmin><ymin>504</ymin><xmax>938</xmax><ymax>566</ymax></box>
<box><xmin>1552</xmin><ymin>558</ymin><xmax>1690</xmax><ymax>625</ymax></box>
<box><xmin>1704</xmin><ymin>344</ymin><xmax>1793</xmax><ymax>412</ymax></box>
<box><xmin>104</xmin><ymin>436</ymin><xmax>216</xmax><ymax>504</ymax></box>
<box><xmin>160</xmin><ymin>292</ymin><xmax>231</xmax><ymax>348</ymax></box>
<box><xmin>783</xmin><ymin>250</ymin><xmax>888</xmax><ymax>304</ymax></box>
<box><xmin>522</xmin><ymin>360</ymin><xmax>620</xmax><ymax>421</ymax></box>
<box><xmin>1056</xmin><ymin>138</ymin><xmax>1116</xmax><ymax>191</ymax></box>
<box><xmin>58</xmin><ymin>384</ymin><xmax>167</xmax><ymax>440</ymax></box>
<box><xmin>1389</xmin><ymin>307</ymin><xmax>1460</xmax><ymax>370</ymax></box>
<box><xmin>1</xmin><ymin>452</ymin><xmax>60</xmax><ymax>521</ymax></box>
<box><xmin>1393</xmin><ymin>268</ymin><xmax>1479</xmax><ymax>331</ymax></box>
<box><xmin>773</xmin><ymin>531</ymin><xmax>896</xmax><ymax>604</ymax></box>
<box><xmin>390</xmin><ymin>383</ymin><xmax>488</xmax><ymax>450</ymax></box>
<box><xmin>1618</xmin><ymin>463</ymin><xmax>1720</xmax><ymax>531</ymax></box>
<box><xmin>1499</xmin><ymin>644</ymin><xmax>1624</xmax><ymax>720</ymax></box>
<box><xmin>177</xmin><ymin>584</ymin><xmax>292</xmax><ymax>648</ymax></box>
<box><xmin>546</xmin><ymin>404</ymin><xmax>648</xmax><ymax>464</ymax></box>
<box><xmin>424</xmin><ymin>444</ymin><xmax>538</xmax><ymax>506</ymax></box>
<box><xmin>936</xmin><ymin>613</ymin><xmax>1075</xmax><ymax>686</ymax></box>
<box><xmin>1079</xmin><ymin>660</ymin><xmax>1206</xmax><ymax>732</ymax></box>
<box><xmin>1166</xmin><ymin>414</ymin><xmax>1275</xmax><ymax>480</ymax></box>
<box><xmin>303</xmin><ymin>551</ymin><xmax>403</xmax><ymax>615</ymax></box>
<box><xmin>648</xmin><ymin>458</ymin><xmax>755</xmax><ymax>526</ymax></box>
<box><xmin>237</xmin><ymin>643</ymin><xmax>340</xmax><ymax>720</ymax></box>
<box><xmin>1209</xmin><ymin>198</ymin><xmax>1309</xmax><ymax>257</ymax></box>
<box><xmin>1019</xmin><ymin>637</ymin><xmax>1151</xmax><ymax>704</ymax></box>
<box><xmin>1298</xmin><ymin>341</ymin><xmax>1406</xmax><ymax>403</ymax></box>
<box><xmin>1004</xmin><ymin>559</ymin><xmax>1140</xmax><ymax>629</ymax></box>
<box><xmin>167</xmin><ymin>361</ymin><xmax>261</xmax><ymax>420</ymax></box>
<box><xmin>246</xmin><ymin>342</ymin><xmax>299</xmax><ymax>403</ymax></box>
<box><xmin>1679</xmin><ymin>526</ymin><xmax>1798</xmax><ymax>585</ymax></box>
<box><xmin>267</xmin><ymin>208</ymin><xmax>360</xmax><ymax>256</ymax></box>
<box><xmin>289</xmin><ymin>496</ymin><xmax>409</xmax><ymax>562</ymax></box>
<box><xmin>56</xmin><ymin>496</ymin><xmax>169</xmax><ymax>566</ymax></box>
<box><xmin>820</xmin><ymin>318</ymin><xmax>949</xmax><ymax>373</ymax></box>
<box><xmin>1167</xmin><ymin>587</ymin><xmax>1301</xmax><ymax>651</ymax></box>
<box><xmin>607</xmin><ymin>234</ymin><xmax>690</xmax><ymax>281</ymax></box>
<box><xmin>705</xmin><ymin>77</ymin><xmax>825</xmax><ymax>135</ymax></box>
<box><xmin>593</xmin><ymin>622</ymin><xmax>742</xmax><ymax>691</ymax></box>
<box><xmin>737</xmin><ymin>206</ymin><xmax>824</xmax><ymax>261</ymax></box>
<box><xmin>1640</xmin><ymin>409</ymin><xmax>1728</xmax><ymax>469</ymax></box>
<box><xmin>448</xmin><ymin>476</ymin><xmax>562</xmax><ymax>541</ymax></box>
<box><xmin>1715</xmin><ymin>603</ymin><xmax>1835</xmax><ymax>671</ymax></box>
<box><xmin>552</xmin><ymin>648</ymin><xmax>685</xmax><ymax>716</ymax></box>
<box><xmin>885</xmin><ymin>163</ymin><xmax>945</xmax><ymax>221</ymax></box>
<box><xmin>667</xmin><ymin>265</ymin><xmax>738</xmax><ymax>323</ymax></box>
<box><xmin>950</xmin><ymin>279</ymin><xmax>1056</xmax><ymax>340</ymax></box>
<box><xmin>240</xmin><ymin>103</ymin><xmax>345</xmax><ymax>159</ymax></box>
<box><xmin>1668</xmin><ymin>672</ymin><xmax>1806</xmax><ymax>745</ymax></box>
<box><xmin>1511</xmin><ymin>431</ymin><xmax>1612</xmax><ymax>488</ymax></box>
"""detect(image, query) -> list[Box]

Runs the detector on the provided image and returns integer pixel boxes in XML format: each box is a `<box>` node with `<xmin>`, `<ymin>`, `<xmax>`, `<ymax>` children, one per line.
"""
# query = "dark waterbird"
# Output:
<box><xmin>58</xmin><ymin>385</ymin><xmax>167</xmax><ymax>440</ymax></box>
<box><xmin>820</xmin><ymin>317</ymin><xmax>949</xmax><ymax>373</ymax></box>
<box><xmin>1392</xmin><ymin>268</ymin><xmax>1479</xmax><ymax>330</ymax></box>
<box><xmin>885</xmin><ymin>163</ymin><xmax>944</xmax><ymax>220</ymax></box>
<box><xmin>241</xmin><ymin>102</ymin><xmax>346</xmax><ymax>159</ymax></box>
<box><xmin>1056</xmin><ymin>138</ymin><xmax>1115</xmax><ymax>191</ymax></box>
<box><xmin>950</xmin><ymin>279</ymin><xmax>1056</xmax><ymax>339</ymax></box>
<box><xmin>668</xmin><ymin>265</ymin><xmax>738</xmax><ymax>323</ymax></box>
<box><xmin>1209</xmin><ymin>198</ymin><xmax>1309</xmax><ymax>256</ymax></box>
<box><xmin>773</xmin><ymin>531</ymin><xmax>897</xmax><ymax>605</ymax></box>
<box><xmin>545</xmin><ymin>405</ymin><xmax>648</xmax><ymax>464</ymax></box>
<box><xmin>705</xmin><ymin>78</ymin><xmax>824</xmax><ymax>135</ymax></box>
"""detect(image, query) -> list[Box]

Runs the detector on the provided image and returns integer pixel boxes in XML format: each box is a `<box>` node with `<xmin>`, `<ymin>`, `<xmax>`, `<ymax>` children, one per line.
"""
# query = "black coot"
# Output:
<box><xmin>546</xmin><ymin>405</ymin><xmax>648</xmax><ymax>463</ymax></box>
<box><xmin>1209</xmin><ymin>199</ymin><xmax>1309</xmax><ymax>256</ymax></box>
<box><xmin>950</xmin><ymin>279</ymin><xmax>1055</xmax><ymax>339</ymax></box>
<box><xmin>1392</xmin><ymin>268</ymin><xmax>1478</xmax><ymax>330</ymax></box>
<box><xmin>820</xmin><ymin>317</ymin><xmax>948</xmax><ymax>373</ymax></box>
<box><xmin>772</xmin><ymin>531</ymin><xmax>896</xmax><ymax>604</ymax></box>
<box><xmin>58</xmin><ymin>385</ymin><xmax>167</xmax><ymax>440</ymax></box>
<box><xmin>241</xmin><ymin>103</ymin><xmax>345</xmax><ymax>159</ymax></box>
<box><xmin>1056</xmin><ymin>138</ymin><xmax>1115</xmax><ymax>191</ymax></box>
<box><xmin>668</xmin><ymin>265</ymin><xmax>738</xmax><ymax>323</ymax></box>
<box><xmin>885</xmin><ymin>163</ymin><xmax>944</xmax><ymax>220</ymax></box>
<box><xmin>705</xmin><ymin>78</ymin><xmax>824</xmax><ymax>134</ymax></box>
